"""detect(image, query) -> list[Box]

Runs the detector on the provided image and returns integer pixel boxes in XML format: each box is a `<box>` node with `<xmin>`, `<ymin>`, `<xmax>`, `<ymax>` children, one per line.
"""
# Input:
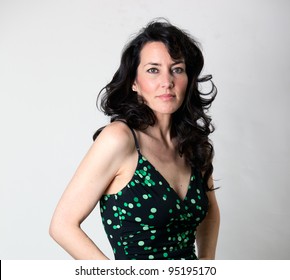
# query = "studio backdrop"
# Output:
<box><xmin>1</xmin><ymin>0</ymin><xmax>290</xmax><ymax>259</ymax></box>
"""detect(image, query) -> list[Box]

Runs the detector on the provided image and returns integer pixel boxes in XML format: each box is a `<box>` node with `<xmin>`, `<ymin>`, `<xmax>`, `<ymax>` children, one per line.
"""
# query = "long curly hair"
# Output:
<box><xmin>94</xmin><ymin>19</ymin><xmax>217</xmax><ymax>191</ymax></box>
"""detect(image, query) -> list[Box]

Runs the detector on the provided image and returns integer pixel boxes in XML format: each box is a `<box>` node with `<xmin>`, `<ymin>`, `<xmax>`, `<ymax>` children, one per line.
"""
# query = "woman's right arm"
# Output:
<box><xmin>49</xmin><ymin>122</ymin><xmax>134</xmax><ymax>259</ymax></box>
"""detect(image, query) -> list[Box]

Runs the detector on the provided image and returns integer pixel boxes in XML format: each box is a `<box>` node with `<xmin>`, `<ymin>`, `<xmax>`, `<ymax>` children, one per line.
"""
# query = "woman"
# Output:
<box><xmin>49</xmin><ymin>19</ymin><xmax>220</xmax><ymax>260</ymax></box>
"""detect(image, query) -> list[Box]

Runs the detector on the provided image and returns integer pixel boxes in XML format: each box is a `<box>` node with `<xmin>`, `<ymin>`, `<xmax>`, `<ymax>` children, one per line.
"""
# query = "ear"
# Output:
<box><xmin>132</xmin><ymin>81</ymin><xmax>137</xmax><ymax>92</ymax></box>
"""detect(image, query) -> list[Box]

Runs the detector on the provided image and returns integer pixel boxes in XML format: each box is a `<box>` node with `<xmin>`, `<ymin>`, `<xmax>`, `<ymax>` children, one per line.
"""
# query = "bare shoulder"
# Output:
<box><xmin>70</xmin><ymin>121</ymin><xmax>136</xmax><ymax>195</ymax></box>
<box><xmin>93</xmin><ymin>121</ymin><xmax>135</xmax><ymax>156</ymax></box>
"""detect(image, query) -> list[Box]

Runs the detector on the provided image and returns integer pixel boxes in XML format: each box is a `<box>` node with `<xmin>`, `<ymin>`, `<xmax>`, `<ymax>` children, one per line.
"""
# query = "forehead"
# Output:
<box><xmin>139</xmin><ymin>41</ymin><xmax>185</xmax><ymax>65</ymax></box>
<box><xmin>139</xmin><ymin>41</ymin><xmax>173</xmax><ymax>62</ymax></box>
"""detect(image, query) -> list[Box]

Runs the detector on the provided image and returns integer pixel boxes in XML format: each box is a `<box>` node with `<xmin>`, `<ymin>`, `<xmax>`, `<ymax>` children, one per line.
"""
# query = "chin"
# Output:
<box><xmin>153</xmin><ymin>107</ymin><xmax>180</xmax><ymax>116</ymax></box>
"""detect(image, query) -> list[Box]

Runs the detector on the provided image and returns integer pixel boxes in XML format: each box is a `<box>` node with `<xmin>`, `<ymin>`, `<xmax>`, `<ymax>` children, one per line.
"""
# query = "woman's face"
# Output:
<box><xmin>133</xmin><ymin>41</ymin><xmax>188</xmax><ymax>116</ymax></box>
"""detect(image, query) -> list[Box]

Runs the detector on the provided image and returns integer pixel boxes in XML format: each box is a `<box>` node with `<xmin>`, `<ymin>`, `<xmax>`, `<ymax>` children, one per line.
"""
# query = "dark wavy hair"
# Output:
<box><xmin>94</xmin><ymin>19</ymin><xmax>217</xmax><ymax>191</ymax></box>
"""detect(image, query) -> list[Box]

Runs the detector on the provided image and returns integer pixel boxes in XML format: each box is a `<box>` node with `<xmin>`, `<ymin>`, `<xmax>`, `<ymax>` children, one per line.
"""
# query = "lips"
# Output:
<box><xmin>157</xmin><ymin>94</ymin><xmax>175</xmax><ymax>101</ymax></box>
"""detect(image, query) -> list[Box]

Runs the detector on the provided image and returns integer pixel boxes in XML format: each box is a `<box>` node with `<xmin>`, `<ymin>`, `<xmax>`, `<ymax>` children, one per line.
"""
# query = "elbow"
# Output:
<box><xmin>49</xmin><ymin>216</ymin><xmax>81</xmax><ymax>243</ymax></box>
<box><xmin>49</xmin><ymin>216</ymin><xmax>65</xmax><ymax>243</ymax></box>
<box><xmin>49</xmin><ymin>219</ymin><xmax>59</xmax><ymax>241</ymax></box>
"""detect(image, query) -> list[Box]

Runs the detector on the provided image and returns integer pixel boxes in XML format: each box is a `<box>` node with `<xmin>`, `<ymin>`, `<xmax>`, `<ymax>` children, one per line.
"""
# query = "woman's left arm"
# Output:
<box><xmin>196</xmin><ymin>176</ymin><xmax>220</xmax><ymax>260</ymax></box>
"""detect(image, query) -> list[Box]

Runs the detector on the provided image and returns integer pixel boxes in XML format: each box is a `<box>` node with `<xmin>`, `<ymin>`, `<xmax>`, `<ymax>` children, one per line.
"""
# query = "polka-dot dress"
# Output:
<box><xmin>100</xmin><ymin>127</ymin><xmax>209</xmax><ymax>260</ymax></box>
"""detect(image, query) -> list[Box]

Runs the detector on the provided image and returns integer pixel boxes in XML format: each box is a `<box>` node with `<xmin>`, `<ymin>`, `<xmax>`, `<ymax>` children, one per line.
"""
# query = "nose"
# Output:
<box><xmin>161</xmin><ymin>72</ymin><xmax>174</xmax><ymax>89</ymax></box>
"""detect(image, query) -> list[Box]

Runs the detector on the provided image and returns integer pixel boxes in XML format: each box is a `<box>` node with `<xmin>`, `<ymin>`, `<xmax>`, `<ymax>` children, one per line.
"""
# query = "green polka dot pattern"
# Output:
<box><xmin>100</xmin><ymin>153</ymin><xmax>209</xmax><ymax>260</ymax></box>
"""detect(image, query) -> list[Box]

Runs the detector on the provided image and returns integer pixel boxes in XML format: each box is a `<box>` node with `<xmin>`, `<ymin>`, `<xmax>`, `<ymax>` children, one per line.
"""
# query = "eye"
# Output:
<box><xmin>147</xmin><ymin>68</ymin><xmax>159</xmax><ymax>74</ymax></box>
<box><xmin>172</xmin><ymin>67</ymin><xmax>185</xmax><ymax>74</ymax></box>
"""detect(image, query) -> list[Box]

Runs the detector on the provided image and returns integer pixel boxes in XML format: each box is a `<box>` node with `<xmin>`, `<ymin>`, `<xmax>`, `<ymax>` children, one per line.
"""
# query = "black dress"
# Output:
<box><xmin>100</xmin><ymin>127</ymin><xmax>209</xmax><ymax>260</ymax></box>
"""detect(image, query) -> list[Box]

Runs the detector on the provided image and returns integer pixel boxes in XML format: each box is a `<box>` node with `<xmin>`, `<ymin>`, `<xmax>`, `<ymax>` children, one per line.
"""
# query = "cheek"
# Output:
<box><xmin>178</xmin><ymin>77</ymin><xmax>188</xmax><ymax>93</ymax></box>
<box><xmin>136</xmin><ymin>79</ymin><xmax>156</xmax><ymax>94</ymax></box>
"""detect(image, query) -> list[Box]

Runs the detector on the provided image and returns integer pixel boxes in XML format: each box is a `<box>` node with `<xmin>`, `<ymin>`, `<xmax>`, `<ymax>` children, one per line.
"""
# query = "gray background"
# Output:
<box><xmin>1</xmin><ymin>0</ymin><xmax>289</xmax><ymax>259</ymax></box>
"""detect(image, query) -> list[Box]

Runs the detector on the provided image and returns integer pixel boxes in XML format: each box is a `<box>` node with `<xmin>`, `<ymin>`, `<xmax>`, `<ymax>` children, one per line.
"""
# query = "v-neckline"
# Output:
<box><xmin>127</xmin><ymin>125</ymin><xmax>192</xmax><ymax>202</ymax></box>
<box><xmin>138</xmin><ymin>153</ymin><xmax>192</xmax><ymax>202</ymax></box>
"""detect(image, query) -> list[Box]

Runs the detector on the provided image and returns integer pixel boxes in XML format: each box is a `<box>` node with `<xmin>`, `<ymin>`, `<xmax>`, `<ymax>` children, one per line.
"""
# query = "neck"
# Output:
<box><xmin>147</xmin><ymin>113</ymin><xmax>173</xmax><ymax>142</ymax></box>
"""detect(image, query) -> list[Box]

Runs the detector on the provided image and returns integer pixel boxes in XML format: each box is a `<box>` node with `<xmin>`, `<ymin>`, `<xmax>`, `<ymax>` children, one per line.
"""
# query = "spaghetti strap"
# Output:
<box><xmin>116</xmin><ymin>120</ymin><xmax>140</xmax><ymax>152</ymax></box>
<box><xmin>129</xmin><ymin>127</ymin><xmax>140</xmax><ymax>152</ymax></box>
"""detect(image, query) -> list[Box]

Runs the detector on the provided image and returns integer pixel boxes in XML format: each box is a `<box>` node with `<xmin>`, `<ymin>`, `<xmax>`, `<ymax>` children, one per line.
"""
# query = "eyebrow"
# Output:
<box><xmin>144</xmin><ymin>60</ymin><xmax>185</xmax><ymax>67</ymax></box>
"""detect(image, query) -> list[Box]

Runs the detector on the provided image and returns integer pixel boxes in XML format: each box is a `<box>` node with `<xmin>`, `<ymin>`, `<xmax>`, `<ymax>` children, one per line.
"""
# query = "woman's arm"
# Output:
<box><xmin>196</xmin><ymin>176</ymin><xmax>220</xmax><ymax>260</ymax></box>
<box><xmin>49</xmin><ymin>122</ymin><xmax>135</xmax><ymax>259</ymax></box>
